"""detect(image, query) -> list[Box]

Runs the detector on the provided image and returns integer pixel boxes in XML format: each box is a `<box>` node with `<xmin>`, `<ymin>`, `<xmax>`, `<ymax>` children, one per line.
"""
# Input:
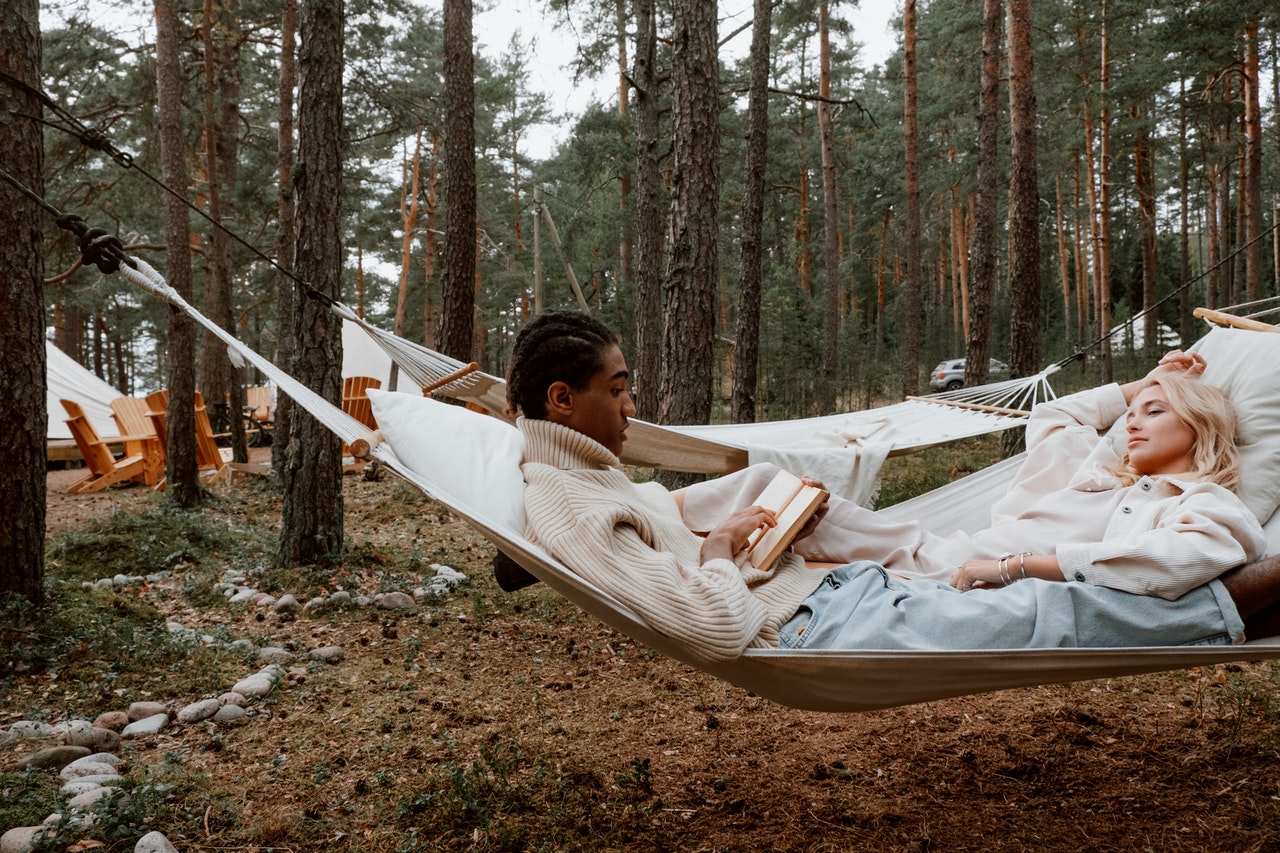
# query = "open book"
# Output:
<box><xmin>744</xmin><ymin>470</ymin><xmax>829</xmax><ymax>571</ymax></box>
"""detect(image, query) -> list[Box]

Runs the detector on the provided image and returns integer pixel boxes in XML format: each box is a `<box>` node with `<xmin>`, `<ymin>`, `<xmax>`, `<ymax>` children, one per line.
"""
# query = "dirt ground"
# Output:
<box><xmin>20</xmin><ymin>456</ymin><xmax>1280</xmax><ymax>852</ymax></box>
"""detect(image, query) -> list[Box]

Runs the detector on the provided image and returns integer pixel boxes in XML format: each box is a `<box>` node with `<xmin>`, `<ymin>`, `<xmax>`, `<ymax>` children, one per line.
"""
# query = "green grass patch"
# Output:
<box><xmin>873</xmin><ymin>434</ymin><xmax>1007</xmax><ymax>508</ymax></box>
<box><xmin>47</xmin><ymin>501</ymin><xmax>274</xmax><ymax>583</ymax></box>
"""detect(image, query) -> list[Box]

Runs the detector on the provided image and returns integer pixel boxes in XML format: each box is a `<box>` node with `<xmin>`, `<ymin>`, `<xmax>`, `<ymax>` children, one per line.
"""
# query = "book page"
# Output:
<box><xmin>744</xmin><ymin>470</ymin><xmax>804</xmax><ymax>551</ymax></box>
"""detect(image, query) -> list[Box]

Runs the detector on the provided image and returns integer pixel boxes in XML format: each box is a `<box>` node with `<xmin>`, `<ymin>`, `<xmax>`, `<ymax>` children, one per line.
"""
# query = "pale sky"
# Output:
<box><xmin>471</xmin><ymin>0</ymin><xmax>903</xmax><ymax>159</ymax></box>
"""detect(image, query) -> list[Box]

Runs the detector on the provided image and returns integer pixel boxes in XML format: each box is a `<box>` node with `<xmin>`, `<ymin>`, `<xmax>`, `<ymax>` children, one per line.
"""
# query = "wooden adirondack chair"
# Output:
<box><xmin>342</xmin><ymin>376</ymin><xmax>381</xmax><ymax>471</ymax></box>
<box><xmin>61</xmin><ymin>399</ymin><xmax>150</xmax><ymax>493</ymax></box>
<box><xmin>109</xmin><ymin>396</ymin><xmax>165</xmax><ymax>486</ymax></box>
<box><xmin>342</xmin><ymin>376</ymin><xmax>381</xmax><ymax>430</ymax></box>
<box><xmin>143</xmin><ymin>389</ymin><xmax>230</xmax><ymax>487</ymax></box>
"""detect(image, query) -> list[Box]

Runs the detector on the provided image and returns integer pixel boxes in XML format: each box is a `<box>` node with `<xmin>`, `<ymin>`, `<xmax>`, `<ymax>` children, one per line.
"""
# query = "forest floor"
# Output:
<box><xmin>8</xmin><ymin>444</ymin><xmax>1280</xmax><ymax>852</ymax></box>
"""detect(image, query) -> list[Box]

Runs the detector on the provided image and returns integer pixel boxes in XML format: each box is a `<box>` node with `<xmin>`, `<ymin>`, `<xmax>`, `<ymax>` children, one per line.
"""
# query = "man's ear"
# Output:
<box><xmin>544</xmin><ymin>381</ymin><xmax>575</xmax><ymax>420</ymax></box>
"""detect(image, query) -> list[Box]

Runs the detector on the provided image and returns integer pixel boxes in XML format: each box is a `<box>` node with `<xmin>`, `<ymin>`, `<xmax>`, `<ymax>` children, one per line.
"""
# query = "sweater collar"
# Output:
<box><xmin>519</xmin><ymin>416</ymin><xmax>622</xmax><ymax>471</ymax></box>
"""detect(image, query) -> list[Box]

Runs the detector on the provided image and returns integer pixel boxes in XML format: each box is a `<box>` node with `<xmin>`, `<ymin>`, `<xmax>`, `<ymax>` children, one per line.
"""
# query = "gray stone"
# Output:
<box><xmin>51</xmin><ymin>719</ymin><xmax>94</xmax><ymax>739</ymax></box>
<box><xmin>252</xmin><ymin>593</ymin><xmax>277</xmax><ymax>608</ymax></box>
<box><xmin>226</xmin><ymin>638</ymin><xmax>256</xmax><ymax>655</ymax></box>
<box><xmin>60</xmin><ymin>773</ymin><xmax>124</xmax><ymax>789</ymax></box>
<box><xmin>60</xmin><ymin>760</ymin><xmax>119</xmax><ymax>780</ymax></box>
<box><xmin>68</xmin><ymin>786</ymin><xmax>116</xmax><ymax>809</ymax></box>
<box><xmin>212</xmin><ymin>704</ymin><xmax>246</xmax><ymax>724</ymax></box>
<box><xmin>121</xmin><ymin>714</ymin><xmax>168</xmax><ymax>738</ymax></box>
<box><xmin>176</xmin><ymin>699</ymin><xmax>221</xmax><ymax>724</ymax></box>
<box><xmin>11</xmin><ymin>745</ymin><xmax>90</xmax><ymax>770</ymax></box>
<box><xmin>0</xmin><ymin>825</ymin><xmax>50</xmax><ymax>853</ymax></box>
<box><xmin>94</xmin><ymin>577</ymin><xmax>115</xmax><ymax>590</ymax></box>
<box><xmin>61</xmin><ymin>777</ymin><xmax>115</xmax><ymax>795</ymax></box>
<box><xmin>93</xmin><ymin>711</ymin><xmax>130</xmax><ymax>732</ymax></box>
<box><xmin>309</xmin><ymin>645</ymin><xmax>345</xmax><ymax>664</ymax></box>
<box><xmin>127</xmin><ymin>701</ymin><xmax>167</xmax><ymax>722</ymax></box>
<box><xmin>327</xmin><ymin>590</ymin><xmax>352</xmax><ymax>607</ymax></box>
<box><xmin>301</xmin><ymin>596</ymin><xmax>327</xmax><ymax>615</ymax></box>
<box><xmin>217</xmin><ymin>692</ymin><xmax>246</xmax><ymax>707</ymax></box>
<box><xmin>67</xmin><ymin>753</ymin><xmax>123</xmax><ymax>769</ymax></box>
<box><xmin>374</xmin><ymin>591</ymin><xmax>416</xmax><ymax>611</ymax></box>
<box><xmin>228</xmin><ymin>587</ymin><xmax>260</xmax><ymax>604</ymax></box>
<box><xmin>256</xmin><ymin>646</ymin><xmax>292</xmax><ymax>665</ymax></box>
<box><xmin>65</xmin><ymin>726</ymin><xmax>121</xmax><ymax>753</ymax></box>
<box><xmin>7</xmin><ymin>721</ymin><xmax>53</xmax><ymax>740</ymax></box>
<box><xmin>112</xmin><ymin>573</ymin><xmax>131</xmax><ymax>587</ymax></box>
<box><xmin>231</xmin><ymin>666</ymin><xmax>284</xmax><ymax>699</ymax></box>
<box><xmin>134</xmin><ymin>830</ymin><xmax>180</xmax><ymax>853</ymax></box>
<box><xmin>271</xmin><ymin>593</ymin><xmax>302</xmax><ymax>614</ymax></box>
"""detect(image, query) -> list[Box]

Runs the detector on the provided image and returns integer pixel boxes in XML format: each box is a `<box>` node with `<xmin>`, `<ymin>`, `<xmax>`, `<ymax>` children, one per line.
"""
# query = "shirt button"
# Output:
<box><xmin>1141</xmin><ymin>482</ymin><xmax>1152</xmax><ymax>491</ymax></box>
<box><xmin>1074</xmin><ymin>571</ymin><xmax>1086</xmax><ymax>581</ymax></box>
<box><xmin>1122</xmin><ymin>506</ymin><xmax>1132</xmax><ymax>514</ymax></box>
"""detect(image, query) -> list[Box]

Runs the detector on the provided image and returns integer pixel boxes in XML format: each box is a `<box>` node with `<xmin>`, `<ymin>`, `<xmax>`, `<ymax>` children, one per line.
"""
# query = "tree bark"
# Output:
<box><xmin>1096</xmin><ymin>8</ymin><xmax>1113</xmax><ymax>380</ymax></box>
<box><xmin>658</xmin><ymin>0</ymin><xmax>718</xmax><ymax>488</ymax></box>
<box><xmin>633</xmin><ymin>0</ymin><xmax>663</xmax><ymax>421</ymax></box>
<box><xmin>900</xmin><ymin>0</ymin><xmax>921</xmax><ymax>398</ymax></box>
<box><xmin>155</xmin><ymin>0</ymin><xmax>202</xmax><ymax>507</ymax></box>
<box><xmin>198</xmin><ymin>0</ymin><xmax>247</xmax><ymax>461</ymax></box>
<box><xmin>818</xmin><ymin>0</ymin><xmax>843</xmax><ymax>407</ymax></box>
<box><xmin>272</xmin><ymin>0</ymin><xmax>297</xmax><ymax>472</ymax></box>
<box><xmin>276</xmin><ymin>0</ymin><xmax>345</xmax><ymax>568</ymax></box>
<box><xmin>731</xmin><ymin>0</ymin><xmax>772</xmax><ymax>424</ymax></box>
<box><xmin>1006</xmin><ymin>0</ymin><xmax>1038</xmax><ymax>382</ymax></box>
<box><xmin>1243</xmin><ymin>19</ymin><xmax>1263</xmax><ymax>302</ymax></box>
<box><xmin>440</xmin><ymin>0</ymin><xmax>476</xmax><ymax>362</ymax></box>
<box><xmin>966</xmin><ymin>0</ymin><xmax>1001</xmax><ymax>389</ymax></box>
<box><xmin>0</xmin><ymin>0</ymin><xmax>46</xmax><ymax>604</ymax></box>
<box><xmin>1133</xmin><ymin>103</ymin><xmax>1157</xmax><ymax>355</ymax></box>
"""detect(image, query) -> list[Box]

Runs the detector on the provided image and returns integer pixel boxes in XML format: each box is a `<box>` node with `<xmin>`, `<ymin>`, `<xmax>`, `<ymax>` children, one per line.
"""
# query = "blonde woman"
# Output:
<box><xmin>680</xmin><ymin>350</ymin><xmax>1265</xmax><ymax>602</ymax></box>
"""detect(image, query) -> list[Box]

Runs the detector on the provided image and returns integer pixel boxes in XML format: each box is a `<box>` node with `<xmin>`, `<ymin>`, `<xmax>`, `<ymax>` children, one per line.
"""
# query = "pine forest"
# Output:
<box><xmin>21</xmin><ymin>0</ymin><xmax>1280</xmax><ymax>421</ymax></box>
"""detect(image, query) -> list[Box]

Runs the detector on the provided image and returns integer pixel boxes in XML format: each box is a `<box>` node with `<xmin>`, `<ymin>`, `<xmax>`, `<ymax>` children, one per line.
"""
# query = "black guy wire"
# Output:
<box><xmin>0</xmin><ymin>70</ymin><xmax>336</xmax><ymax>310</ymax></box>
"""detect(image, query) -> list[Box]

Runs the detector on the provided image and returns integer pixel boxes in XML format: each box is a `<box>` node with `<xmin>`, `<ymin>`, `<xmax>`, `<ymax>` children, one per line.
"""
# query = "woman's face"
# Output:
<box><xmin>550</xmin><ymin>344</ymin><xmax>636</xmax><ymax>457</ymax></box>
<box><xmin>1125</xmin><ymin>383</ymin><xmax>1195</xmax><ymax>477</ymax></box>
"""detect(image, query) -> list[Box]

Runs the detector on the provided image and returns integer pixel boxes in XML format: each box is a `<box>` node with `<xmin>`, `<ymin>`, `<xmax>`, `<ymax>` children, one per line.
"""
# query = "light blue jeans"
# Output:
<box><xmin>778</xmin><ymin>561</ymin><xmax>1245</xmax><ymax>650</ymax></box>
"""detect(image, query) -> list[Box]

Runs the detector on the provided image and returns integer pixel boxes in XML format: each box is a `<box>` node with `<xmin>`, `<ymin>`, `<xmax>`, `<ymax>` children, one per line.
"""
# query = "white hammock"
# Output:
<box><xmin>119</xmin><ymin>259</ymin><xmax>1280</xmax><ymax>713</ymax></box>
<box><xmin>333</xmin><ymin>305</ymin><xmax>1052</xmax><ymax>504</ymax></box>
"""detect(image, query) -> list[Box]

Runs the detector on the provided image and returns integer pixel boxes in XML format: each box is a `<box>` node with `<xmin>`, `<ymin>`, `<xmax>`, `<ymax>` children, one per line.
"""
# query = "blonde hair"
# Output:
<box><xmin>1112</xmin><ymin>374</ymin><xmax>1241</xmax><ymax>490</ymax></box>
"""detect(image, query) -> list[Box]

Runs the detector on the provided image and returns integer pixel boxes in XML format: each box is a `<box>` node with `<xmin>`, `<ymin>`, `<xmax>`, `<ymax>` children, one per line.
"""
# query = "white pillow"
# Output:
<box><xmin>366</xmin><ymin>389</ymin><xmax>527</xmax><ymax>533</ymax></box>
<box><xmin>1186</xmin><ymin>327</ymin><xmax>1280</xmax><ymax>524</ymax></box>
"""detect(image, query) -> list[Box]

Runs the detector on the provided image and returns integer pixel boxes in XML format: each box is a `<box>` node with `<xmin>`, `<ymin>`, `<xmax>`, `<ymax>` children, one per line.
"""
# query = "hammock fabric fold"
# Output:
<box><xmin>118</xmin><ymin>259</ymin><xmax>1280</xmax><ymax>713</ymax></box>
<box><xmin>332</xmin><ymin>305</ymin><xmax>1054</xmax><ymax>477</ymax></box>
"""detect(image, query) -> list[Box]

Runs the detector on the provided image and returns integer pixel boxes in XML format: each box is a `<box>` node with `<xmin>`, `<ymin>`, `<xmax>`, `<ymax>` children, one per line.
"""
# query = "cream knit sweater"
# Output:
<box><xmin>519</xmin><ymin>417</ymin><xmax>827</xmax><ymax>662</ymax></box>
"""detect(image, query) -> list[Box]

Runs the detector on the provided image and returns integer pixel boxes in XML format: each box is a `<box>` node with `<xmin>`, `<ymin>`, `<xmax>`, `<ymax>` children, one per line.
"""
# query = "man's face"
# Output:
<box><xmin>552</xmin><ymin>344</ymin><xmax>636</xmax><ymax>457</ymax></box>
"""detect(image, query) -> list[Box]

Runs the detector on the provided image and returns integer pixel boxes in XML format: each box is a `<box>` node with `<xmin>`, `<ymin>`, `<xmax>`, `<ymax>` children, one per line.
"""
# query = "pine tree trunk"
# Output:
<box><xmin>900</xmin><ymin>0</ymin><xmax>921</xmax><ymax>398</ymax></box>
<box><xmin>199</xmin><ymin>0</ymin><xmax>247</xmax><ymax>461</ymax></box>
<box><xmin>1005</xmin><ymin>0</ymin><xmax>1036</xmax><ymax>459</ymax></box>
<box><xmin>276</xmin><ymin>0</ymin><xmax>345</xmax><ymax>568</ymax></box>
<box><xmin>1055</xmin><ymin>174</ymin><xmax>1073</xmax><ymax>346</ymax></box>
<box><xmin>440</xmin><ymin>0</ymin><xmax>476</xmax><ymax>362</ymax></box>
<box><xmin>731</xmin><ymin>0</ymin><xmax>771</xmax><ymax>424</ymax></box>
<box><xmin>1133</xmin><ymin>104</ymin><xmax>1158</xmax><ymax>355</ymax></box>
<box><xmin>818</xmin><ymin>0</ymin><xmax>842</xmax><ymax>403</ymax></box>
<box><xmin>155</xmin><ymin>0</ymin><xmax>202</xmax><ymax>507</ymax></box>
<box><xmin>272</xmin><ymin>0</ymin><xmax>297</xmax><ymax>471</ymax></box>
<box><xmin>633</xmin><ymin>0</ymin><xmax>663</xmax><ymax>421</ymax></box>
<box><xmin>658</xmin><ymin>0</ymin><xmax>719</xmax><ymax>489</ymax></box>
<box><xmin>0</xmin><ymin>0</ymin><xmax>46</xmax><ymax>604</ymax></box>
<box><xmin>1243</xmin><ymin>20</ymin><xmax>1263</xmax><ymax>302</ymax></box>
<box><xmin>966</xmin><ymin>0</ymin><xmax>1001</xmax><ymax>389</ymax></box>
<box><xmin>1097</xmin><ymin>9</ymin><xmax>1113</xmax><ymax>381</ymax></box>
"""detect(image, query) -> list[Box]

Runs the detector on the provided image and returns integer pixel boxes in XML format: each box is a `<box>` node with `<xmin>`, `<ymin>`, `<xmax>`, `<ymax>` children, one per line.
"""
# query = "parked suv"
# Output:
<box><xmin>929</xmin><ymin>357</ymin><xmax>1011</xmax><ymax>392</ymax></box>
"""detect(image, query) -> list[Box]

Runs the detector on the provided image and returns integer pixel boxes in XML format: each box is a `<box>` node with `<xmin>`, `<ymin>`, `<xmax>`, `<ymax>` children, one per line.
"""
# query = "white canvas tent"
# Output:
<box><xmin>46</xmin><ymin>340</ymin><xmax>122</xmax><ymax>441</ymax></box>
<box><xmin>342</xmin><ymin>318</ymin><xmax>394</xmax><ymax>388</ymax></box>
